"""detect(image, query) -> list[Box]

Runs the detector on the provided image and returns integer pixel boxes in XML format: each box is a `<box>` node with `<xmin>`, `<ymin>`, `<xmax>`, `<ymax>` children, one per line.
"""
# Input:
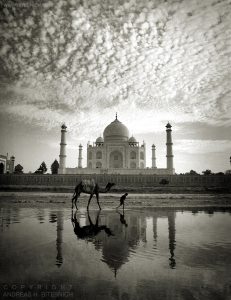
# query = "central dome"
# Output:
<box><xmin>103</xmin><ymin>116</ymin><xmax>129</xmax><ymax>142</ymax></box>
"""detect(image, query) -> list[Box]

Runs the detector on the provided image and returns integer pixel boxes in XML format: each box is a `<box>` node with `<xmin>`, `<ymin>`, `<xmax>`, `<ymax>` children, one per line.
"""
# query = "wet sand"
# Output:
<box><xmin>0</xmin><ymin>192</ymin><xmax>231</xmax><ymax>209</ymax></box>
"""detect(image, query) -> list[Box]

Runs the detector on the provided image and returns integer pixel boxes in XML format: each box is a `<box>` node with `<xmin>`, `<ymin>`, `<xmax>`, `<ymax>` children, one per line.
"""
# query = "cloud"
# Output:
<box><xmin>0</xmin><ymin>0</ymin><xmax>231</xmax><ymax>136</ymax></box>
<box><xmin>174</xmin><ymin>139</ymin><xmax>231</xmax><ymax>154</ymax></box>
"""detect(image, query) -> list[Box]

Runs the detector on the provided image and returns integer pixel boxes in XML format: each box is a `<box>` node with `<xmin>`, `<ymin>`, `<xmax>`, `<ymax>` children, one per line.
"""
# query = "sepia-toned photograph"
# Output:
<box><xmin>0</xmin><ymin>0</ymin><xmax>231</xmax><ymax>299</ymax></box>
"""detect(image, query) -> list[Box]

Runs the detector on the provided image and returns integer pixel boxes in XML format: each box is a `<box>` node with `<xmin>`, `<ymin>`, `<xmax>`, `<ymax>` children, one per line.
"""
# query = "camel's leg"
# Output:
<box><xmin>72</xmin><ymin>194</ymin><xmax>76</xmax><ymax>209</ymax></box>
<box><xmin>87</xmin><ymin>210</ymin><xmax>93</xmax><ymax>225</ymax></box>
<box><xmin>71</xmin><ymin>209</ymin><xmax>74</xmax><ymax>227</ymax></box>
<box><xmin>96</xmin><ymin>193</ymin><xmax>101</xmax><ymax>210</ymax></box>
<box><xmin>87</xmin><ymin>194</ymin><xmax>94</xmax><ymax>210</ymax></box>
<box><xmin>72</xmin><ymin>187</ymin><xmax>78</xmax><ymax>209</ymax></box>
<box><xmin>95</xmin><ymin>210</ymin><xmax>101</xmax><ymax>227</ymax></box>
<box><xmin>72</xmin><ymin>192</ymin><xmax>75</xmax><ymax>200</ymax></box>
<box><xmin>75</xmin><ymin>193</ymin><xmax>80</xmax><ymax>210</ymax></box>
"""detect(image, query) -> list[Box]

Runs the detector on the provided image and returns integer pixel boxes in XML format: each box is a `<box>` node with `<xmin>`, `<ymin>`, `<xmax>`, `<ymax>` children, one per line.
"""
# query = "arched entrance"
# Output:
<box><xmin>109</xmin><ymin>151</ymin><xmax>123</xmax><ymax>169</ymax></box>
<box><xmin>0</xmin><ymin>162</ymin><xmax>4</xmax><ymax>174</ymax></box>
<box><xmin>96</xmin><ymin>161</ymin><xmax>102</xmax><ymax>168</ymax></box>
<box><xmin>130</xmin><ymin>162</ymin><xmax>136</xmax><ymax>169</ymax></box>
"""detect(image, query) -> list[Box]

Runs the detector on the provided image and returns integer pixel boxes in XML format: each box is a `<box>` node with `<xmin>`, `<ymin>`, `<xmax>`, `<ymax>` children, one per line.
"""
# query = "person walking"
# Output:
<box><xmin>116</xmin><ymin>193</ymin><xmax>128</xmax><ymax>210</ymax></box>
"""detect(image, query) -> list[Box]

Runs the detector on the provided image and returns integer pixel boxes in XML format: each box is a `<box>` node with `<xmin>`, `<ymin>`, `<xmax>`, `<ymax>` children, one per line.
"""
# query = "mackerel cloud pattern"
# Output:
<box><xmin>0</xmin><ymin>0</ymin><xmax>230</xmax><ymax>135</ymax></box>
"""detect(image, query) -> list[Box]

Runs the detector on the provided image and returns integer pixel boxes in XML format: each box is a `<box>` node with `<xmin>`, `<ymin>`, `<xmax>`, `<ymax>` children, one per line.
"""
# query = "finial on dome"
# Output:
<box><xmin>116</xmin><ymin>112</ymin><xmax>117</xmax><ymax>120</ymax></box>
<box><xmin>61</xmin><ymin>123</ymin><xmax>67</xmax><ymax>130</ymax></box>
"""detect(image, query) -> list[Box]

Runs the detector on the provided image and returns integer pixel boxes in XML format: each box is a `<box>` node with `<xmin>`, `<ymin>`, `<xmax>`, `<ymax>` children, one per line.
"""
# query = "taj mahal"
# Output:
<box><xmin>58</xmin><ymin>114</ymin><xmax>175</xmax><ymax>175</ymax></box>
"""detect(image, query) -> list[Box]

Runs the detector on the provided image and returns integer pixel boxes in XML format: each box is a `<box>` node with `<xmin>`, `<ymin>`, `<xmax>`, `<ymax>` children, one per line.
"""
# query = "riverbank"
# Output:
<box><xmin>0</xmin><ymin>192</ymin><xmax>231</xmax><ymax>209</ymax></box>
<box><xmin>0</xmin><ymin>185</ymin><xmax>230</xmax><ymax>193</ymax></box>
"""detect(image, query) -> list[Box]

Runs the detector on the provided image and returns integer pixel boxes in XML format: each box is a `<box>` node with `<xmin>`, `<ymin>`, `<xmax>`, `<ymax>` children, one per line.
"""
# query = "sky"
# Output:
<box><xmin>0</xmin><ymin>0</ymin><xmax>231</xmax><ymax>174</ymax></box>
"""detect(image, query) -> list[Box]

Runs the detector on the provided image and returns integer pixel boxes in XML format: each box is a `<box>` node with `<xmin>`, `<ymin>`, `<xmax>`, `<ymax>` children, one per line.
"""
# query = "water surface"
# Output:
<box><xmin>0</xmin><ymin>207</ymin><xmax>231</xmax><ymax>300</ymax></box>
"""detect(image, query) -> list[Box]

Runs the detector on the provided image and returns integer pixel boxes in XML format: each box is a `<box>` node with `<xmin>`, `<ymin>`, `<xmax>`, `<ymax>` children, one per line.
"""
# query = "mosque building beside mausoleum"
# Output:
<box><xmin>0</xmin><ymin>154</ymin><xmax>15</xmax><ymax>174</ymax></box>
<box><xmin>58</xmin><ymin>114</ymin><xmax>175</xmax><ymax>175</ymax></box>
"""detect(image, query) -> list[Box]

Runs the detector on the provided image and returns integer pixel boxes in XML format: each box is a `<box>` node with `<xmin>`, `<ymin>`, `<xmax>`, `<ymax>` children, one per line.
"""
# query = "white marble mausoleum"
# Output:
<box><xmin>58</xmin><ymin>115</ymin><xmax>175</xmax><ymax>175</ymax></box>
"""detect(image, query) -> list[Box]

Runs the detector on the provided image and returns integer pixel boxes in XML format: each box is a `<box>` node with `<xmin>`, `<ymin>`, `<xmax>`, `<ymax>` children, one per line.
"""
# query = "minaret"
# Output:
<box><xmin>166</xmin><ymin>122</ymin><xmax>174</xmax><ymax>170</ymax></box>
<box><xmin>78</xmin><ymin>144</ymin><xmax>83</xmax><ymax>168</ymax></box>
<box><xmin>10</xmin><ymin>156</ymin><xmax>15</xmax><ymax>173</ymax></box>
<box><xmin>59</xmin><ymin>124</ymin><xmax>67</xmax><ymax>174</ymax></box>
<box><xmin>143</xmin><ymin>140</ymin><xmax>146</xmax><ymax>168</ymax></box>
<box><xmin>152</xmin><ymin>144</ymin><xmax>157</xmax><ymax>168</ymax></box>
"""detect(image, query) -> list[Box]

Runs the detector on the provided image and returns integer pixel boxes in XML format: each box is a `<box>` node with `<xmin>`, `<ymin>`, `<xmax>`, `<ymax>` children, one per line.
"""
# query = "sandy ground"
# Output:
<box><xmin>0</xmin><ymin>192</ymin><xmax>231</xmax><ymax>209</ymax></box>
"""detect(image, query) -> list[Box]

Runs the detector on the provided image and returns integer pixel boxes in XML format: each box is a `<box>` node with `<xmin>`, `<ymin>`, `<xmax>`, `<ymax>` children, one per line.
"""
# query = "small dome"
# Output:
<box><xmin>166</xmin><ymin>122</ymin><xmax>172</xmax><ymax>128</ymax></box>
<box><xmin>103</xmin><ymin>116</ymin><xmax>129</xmax><ymax>142</ymax></box>
<box><xmin>128</xmin><ymin>136</ymin><xmax>137</xmax><ymax>143</ymax></box>
<box><xmin>96</xmin><ymin>136</ymin><xmax>104</xmax><ymax>143</ymax></box>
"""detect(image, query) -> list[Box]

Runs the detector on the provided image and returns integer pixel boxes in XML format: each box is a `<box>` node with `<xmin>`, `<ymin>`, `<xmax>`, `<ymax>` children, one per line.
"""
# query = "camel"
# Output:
<box><xmin>72</xmin><ymin>179</ymin><xmax>115</xmax><ymax>210</ymax></box>
<box><xmin>71</xmin><ymin>210</ymin><xmax>114</xmax><ymax>239</ymax></box>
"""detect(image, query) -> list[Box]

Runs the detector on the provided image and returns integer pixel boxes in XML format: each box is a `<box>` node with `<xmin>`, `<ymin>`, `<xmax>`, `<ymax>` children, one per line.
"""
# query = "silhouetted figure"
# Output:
<box><xmin>72</xmin><ymin>179</ymin><xmax>115</xmax><ymax>210</ymax></box>
<box><xmin>71</xmin><ymin>210</ymin><xmax>114</xmax><ymax>240</ymax></box>
<box><xmin>116</xmin><ymin>193</ymin><xmax>128</xmax><ymax>210</ymax></box>
<box><xmin>117</xmin><ymin>210</ymin><xmax>128</xmax><ymax>227</ymax></box>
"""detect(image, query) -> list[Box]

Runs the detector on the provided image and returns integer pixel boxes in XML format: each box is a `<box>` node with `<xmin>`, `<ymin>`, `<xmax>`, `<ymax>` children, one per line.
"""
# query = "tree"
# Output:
<box><xmin>14</xmin><ymin>164</ymin><xmax>23</xmax><ymax>174</ymax></box>
<box><xmin>159</xmin><ymin>179</ymin><xmax>169</xmax><ymax>185</ymax></box>
<box><xmin>35</xmin><ymin>161</ymin><xmax>47</xmax><ymax>174</ymax></box>
<box><xmin>202</xmin><ymin>169</ymin><xmax>212</xmax><ymax>175</ymax></box>
<box><xmin>185</xmin><ymin>170</ymin><xmax>199</xmax><ymax>175</ymax></box>
<box><xmin>51</xmin><ymin>159</ymin><xmax>59</xmax><ymax>174</ymax></box>
<box><xmin>215</xmin><ymin>172</ymin><xmax>225</xmax><ymax>176</ymax></box>
<box><xmin>189</xmin><ymin>170</ymin><xmax>198</xmax><ymax>175</ymax></box>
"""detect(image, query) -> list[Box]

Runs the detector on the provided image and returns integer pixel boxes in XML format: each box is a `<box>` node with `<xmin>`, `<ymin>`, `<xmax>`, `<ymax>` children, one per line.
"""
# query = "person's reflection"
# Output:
<box><xmin>71</xmin><ymin>210</ymin><xmax>114</xmax><ymax>240</ymax></box>
<box><xmin>168</xmin><ymin>212</ymin><xmax>176</xmax><ymax>269</ymax></box>
<box><xmin>116</xmin><ymin>210</ymin><xmax>128</xmax><ymax>227</ymax></box>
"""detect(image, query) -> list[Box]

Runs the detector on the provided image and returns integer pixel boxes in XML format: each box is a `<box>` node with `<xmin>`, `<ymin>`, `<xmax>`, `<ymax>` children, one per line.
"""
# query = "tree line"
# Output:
<box><xmin>12</xmin><ymin>163</ymin><xmax>228</xmax><ymax>175</ymax></box>
<box><xmin>178</xmin><ymin>169</ymin><xmax>226</xmax><ymax>176</ymax></box>
<box><xmin>14</xmin><ymin>159</ymin><xmax>59</xmax><ymax>174</ymax></box>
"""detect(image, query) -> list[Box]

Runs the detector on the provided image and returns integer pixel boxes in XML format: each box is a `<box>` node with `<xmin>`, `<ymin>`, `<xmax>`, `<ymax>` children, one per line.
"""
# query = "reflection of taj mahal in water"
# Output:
<box><xmin>0</xmin><ymin>208</ymin><xmax>176</xmax><ymax>277</ymax></box>
<box><xmin>50</xmin><ymin>210</ymin><xmax>176</xmax><ymax>274</ymax></box>
<box><xmin>58</xmin><ymin>114</ymin><xmax>175</xmax><ymax>175</ymax></box>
